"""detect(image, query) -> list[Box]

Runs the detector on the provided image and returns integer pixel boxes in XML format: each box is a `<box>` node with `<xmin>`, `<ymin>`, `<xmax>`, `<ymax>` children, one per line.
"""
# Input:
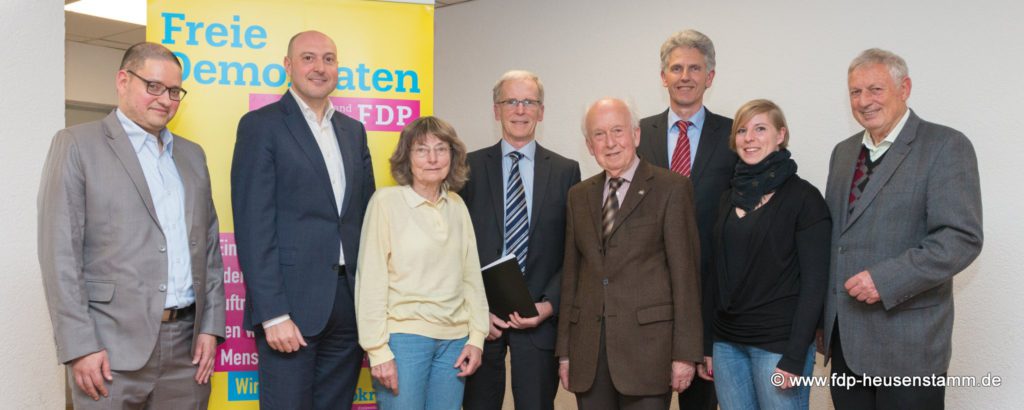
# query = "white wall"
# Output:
<box><xmin>0</xmin><ymin>0</ymin><xmax>66</xmax><ymax>408</ymax></box>
<box><xmin>437</xmin><ymin>0</ymin><xmax>1023</xmax><ymax>408</ymax></box>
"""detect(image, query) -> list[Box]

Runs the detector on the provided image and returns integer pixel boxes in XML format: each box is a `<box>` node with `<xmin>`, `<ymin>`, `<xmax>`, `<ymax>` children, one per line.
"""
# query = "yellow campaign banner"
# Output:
<box><xmin>146</xmin><ymin>1</ymin><xmax>434</xmax><ymax>408</ymax></box>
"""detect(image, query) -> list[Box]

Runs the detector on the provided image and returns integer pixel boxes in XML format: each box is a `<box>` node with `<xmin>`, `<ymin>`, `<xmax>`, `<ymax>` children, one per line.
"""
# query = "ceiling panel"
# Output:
<box><xmin>66</xmin><ymin>12</ymin><xmax>140</xmax><ymax>40</ymax></box>
<box><xmin>104</xmin><ymin>27</ymin><xmax>146</xmax><ymax>44</ymax></box>
<box><xmin>86</xmin><ymin>39</ymin><xmax>135</xmax><ymax>50</ymax></box>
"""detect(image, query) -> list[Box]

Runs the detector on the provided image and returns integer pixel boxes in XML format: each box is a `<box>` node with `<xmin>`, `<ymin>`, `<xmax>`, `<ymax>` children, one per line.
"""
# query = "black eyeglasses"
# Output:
<box><xmin>126</xmin><ymin>70</ymin><xmax>188</xmax><ymax>101</ymax></box>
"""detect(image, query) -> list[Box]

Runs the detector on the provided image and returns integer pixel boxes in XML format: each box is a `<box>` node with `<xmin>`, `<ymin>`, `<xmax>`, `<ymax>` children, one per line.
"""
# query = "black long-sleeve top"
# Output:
<box><xmin>704</xmin><ymin>174</ymin><xmax>831</xmax><ymax>374</ymax></box>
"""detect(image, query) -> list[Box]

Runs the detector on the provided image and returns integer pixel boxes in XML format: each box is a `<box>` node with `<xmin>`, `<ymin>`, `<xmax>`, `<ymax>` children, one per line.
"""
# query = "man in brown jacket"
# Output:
<box><xmin>556</xmin><ymin>98</ymin><xmax>703</xmax><ymax>409</ymax></box>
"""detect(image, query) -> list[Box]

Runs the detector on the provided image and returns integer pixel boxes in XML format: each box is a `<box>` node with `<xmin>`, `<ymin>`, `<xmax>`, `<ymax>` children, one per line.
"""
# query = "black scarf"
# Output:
<box><xmin>730</xmin><ymin>149</ymin><xmax>798</xmax><ymax>212</ymax></box>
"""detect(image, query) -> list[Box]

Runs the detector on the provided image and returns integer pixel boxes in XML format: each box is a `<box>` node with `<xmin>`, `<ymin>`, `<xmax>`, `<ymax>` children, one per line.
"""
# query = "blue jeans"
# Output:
<box><xmin>712</xmin><ymin>341</ymin><xmax>815</xmax><ymax>410</ymax></box>
<box><xmin>373</xmin><ymin>333</ymin><xmax>468</xmax><ymax>410</ymax></box>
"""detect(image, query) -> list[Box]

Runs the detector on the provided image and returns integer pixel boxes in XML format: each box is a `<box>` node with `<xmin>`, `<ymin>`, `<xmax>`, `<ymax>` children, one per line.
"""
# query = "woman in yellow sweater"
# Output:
<box><xmin>355</xmin><ymin>116</ymin><xmax>489</xmax><ymax>410</ymax></box>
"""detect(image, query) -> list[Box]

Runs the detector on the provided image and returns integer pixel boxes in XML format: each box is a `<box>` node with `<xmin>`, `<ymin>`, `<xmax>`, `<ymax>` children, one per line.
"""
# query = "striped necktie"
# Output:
<box><xmin>670</xmin><ymin>120</ymin><xmax>693</xmax><ymax>176</ymax></box>
<box><xmin>602</xmin><ymin>177</ymin><xmax>624</xmax><ymax>240</ymax></box>
<box><xmin>504</xmin><ymin>152</ymin><xmax>529</xmax><ymax>274</ymax></box>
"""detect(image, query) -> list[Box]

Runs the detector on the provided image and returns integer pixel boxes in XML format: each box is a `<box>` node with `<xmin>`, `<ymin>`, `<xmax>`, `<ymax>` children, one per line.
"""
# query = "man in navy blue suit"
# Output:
<box><xmin>231</xmin><ymin>30</ymin><xmax>375</xmax><ymax>409</ymax></box>
<box><xmin>461</xmin><ymin>70</ymin><xmax>581</xmax><ymax>410</ymax></box>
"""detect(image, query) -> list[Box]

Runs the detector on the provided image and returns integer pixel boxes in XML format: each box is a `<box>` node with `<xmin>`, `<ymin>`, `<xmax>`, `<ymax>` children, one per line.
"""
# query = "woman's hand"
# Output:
<box><xmin>697</xmin><ymin>355</ymin><xmax>714</xmax><ymax>381</ymax></box>
<box><xmin>773</xmin><ymin>367</ymin><xmax>798</xmax><ymax>390</ymax></box>
<box><xmin>371</xmin><ymin>359</ymin><xmax>399</xmax><ymax>394</ymax></box>
<box><xmin>453</xmin><ymin>345</ymin><xmax>483</xmax><ymax>377</ymax></box>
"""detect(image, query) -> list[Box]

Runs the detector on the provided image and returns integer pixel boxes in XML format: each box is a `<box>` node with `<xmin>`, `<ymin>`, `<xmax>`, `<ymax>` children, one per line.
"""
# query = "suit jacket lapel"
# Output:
<box><xmin>333</xmin><ymin>111</ymin><xmax>357</xmax><ymax>217</ymax></box>
<box><xmin>587</xmin><ymin>176</ymin><xmax>605</xmax><ymax>245</ymax></box>
<box><xmin>529</xmin><ymin>144</ymin><xmax>552</xmax><ymax>237</ymax></box>
<box><xmin>607</xmin><ymin>161</ymin><xmax>652</xmax><ymax>240</ymax></box>
<box><xmin>645</xmin><ymin>110</ymin><xmax>670</xmax><ymax>168</ymax></box>
<box><xmin>281</xmin><ymin>92</ymin><xmax>340</xmax><ymax>216</ymax></box>
<box><xmin>691</xmin><ymin>109</ymin><xmax>725</xmax><ymax>187</ymax></box>
<box><xmin>102</xmin><ymin>112</ymin><xmax>162</xmax><ymax>231</ymax></box>
<box><xmin>484</xmin><ymin>143</ymin><xmax>506</xmax><ymax>235</ymax></box>
<box><xmin>172</xmin><ymin>142</ymin><xmax>196</xmax><ymax>240</ymax></box>
<box><xmin>828</xmin><ymin>139</ymin><xmax>858</xmax><ymax>229</ymax></box>
<box><xmin>843</xmin><ymin>111</ymin><xmax>919</xmax><ymax>232</ymax></box>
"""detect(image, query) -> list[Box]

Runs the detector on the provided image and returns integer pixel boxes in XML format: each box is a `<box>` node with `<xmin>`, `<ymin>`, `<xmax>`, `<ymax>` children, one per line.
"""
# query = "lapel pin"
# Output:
<box><xmin>638</xmin><ymin>190</ymin><xmax>645</xmax><ymax>196</ymax></box>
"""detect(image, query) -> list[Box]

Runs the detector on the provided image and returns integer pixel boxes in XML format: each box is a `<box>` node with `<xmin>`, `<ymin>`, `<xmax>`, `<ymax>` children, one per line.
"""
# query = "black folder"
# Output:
<box><xmin>481</xmin><ymin>254</ymin><xmax>539</xmax><ymax>319</ymax></box>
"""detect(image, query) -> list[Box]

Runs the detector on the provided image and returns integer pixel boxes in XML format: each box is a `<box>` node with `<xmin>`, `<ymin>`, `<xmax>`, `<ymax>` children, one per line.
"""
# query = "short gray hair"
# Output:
<box><xmin>492</xmin><ymin>70</ymin><xmax>544</xmax><ymax>104</ymax></box>
<box><xmin>580</xmin><ymin>98</ymin><xmax>639</xmax><ymax>137</ymax></box>
<box><xmin>849</xmin><ymin>48</ymin><xmax>909</xmax><ymax>84</ymax></box>
<box><xmin>660</xmin><ymin>29</ymin><xmax>716</xmax><ymax>72</ymax></box>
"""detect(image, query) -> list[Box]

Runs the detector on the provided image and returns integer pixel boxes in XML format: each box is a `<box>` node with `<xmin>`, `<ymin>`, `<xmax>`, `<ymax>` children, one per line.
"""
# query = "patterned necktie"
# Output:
<box><xmin>602</xmin><ymin>177</ymin><xmax>624</xmax><ymax>240</ymax></box>
<box><xmin>504</xmin><ymin>152</ymin><xmax>529</xmax><ymax>274</ymax></box>
<box><xmin>670</xmin><ymin>120</ymin><xmax>693</xmax><ymax>176</ymax></box>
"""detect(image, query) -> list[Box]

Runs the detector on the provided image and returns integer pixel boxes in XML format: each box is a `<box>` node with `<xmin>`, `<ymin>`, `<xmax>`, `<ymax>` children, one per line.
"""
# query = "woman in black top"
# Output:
<box><xmin>696</xmin><ymin>99</ymin><xmax>830</xmax><ymax>409</ymax></box>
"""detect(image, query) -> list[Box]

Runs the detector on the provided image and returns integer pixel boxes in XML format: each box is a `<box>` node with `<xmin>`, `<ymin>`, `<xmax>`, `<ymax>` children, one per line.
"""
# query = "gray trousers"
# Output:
<box><xmin>68</xmin><ymin>315</ymin><xmax>209</xmax><ymax>410</ymax></box>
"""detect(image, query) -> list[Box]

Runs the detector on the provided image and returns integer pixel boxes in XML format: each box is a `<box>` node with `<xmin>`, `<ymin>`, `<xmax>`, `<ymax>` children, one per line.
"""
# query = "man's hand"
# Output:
<box><xmin>71</xmin><ymin>350</ymin><xmax>112</xmax><ymax>401</ymax></box>
<box><xmin>774</xmin><ymin>367</ymin><xmax>799</xmax><ymax>390</ymax></box>
<box><xmin>371</xmin><ymin>359</ymin><xmax>398</xmax><ymax>395</ymax></box>
<box><xmin>486</xmin><ymin>313</ymin><xmax>510</xmax><ymax>341</ymax></box>
<box><xmin>696</xmin><ymin>356</ymin><xmax>714</xmax><ymax>381</ymax></box>
<box><xmin>844</xmin><ymin>270</ymin><xmax>880</xmax><ymax>304</ymax></box>
<box><xmin>192</xmin><ymin>334</ymin><xmax>218</xmax><ymax>384</ymax></box>
<box><xmin>559</xmin><ymin>360</ymin><xmax>570</xmax><ymax>390</ymax></box>
<box><xmin>454</xmin><ymin>345</ymin><xmax>483</xmax><ymax>377</ymax></box>
<box><xmin>671</xmin><ymin>360</ymin><xmax>695</xmax><ymax>393</ymax></box>
<box><xmin>265</xmin><ymin>319</ymin><xmax>307</xmax><ymax>352</ymax></box>
<box><xmin>507</xmin><ymin>301</ymin><xmax>553</xmax><ymax>330</ymax></box>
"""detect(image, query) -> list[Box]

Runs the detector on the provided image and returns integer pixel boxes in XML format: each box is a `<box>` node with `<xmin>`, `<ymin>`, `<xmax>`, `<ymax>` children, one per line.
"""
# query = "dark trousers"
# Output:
<box><xmin>830</xmin><ymin>326</ymin><xmax>945</xmax><ymax>409</ymax></box>
<box><xmin>463</xmin><ymin>329</ymin><xmax>559</xmax><ymax>410</ymax></box>
<box><xmin>576</xmin><ymin>324</ymin><xmax>671</xmax><ymax>410</ymax></box>
<box><xmin>676</xmin><ymin>375</ymin><xmax>717</xmax><ymax>410</ymax></box>
<box><xmin>256</xmin><ymin>279</ymin><xmax>364</xmax><ymax>410</ymax></box>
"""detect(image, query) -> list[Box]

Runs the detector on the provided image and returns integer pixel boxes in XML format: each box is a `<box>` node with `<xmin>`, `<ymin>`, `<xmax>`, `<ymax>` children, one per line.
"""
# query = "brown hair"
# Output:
<box><xmin>730</xmin><ymin>99</ymin><xmax>790</xmax><ymax>151</ymax></box>
<box><xmin>390</xmin><ymin>116</ymin><xmax>469</xmax><ymax>191</ymax></box>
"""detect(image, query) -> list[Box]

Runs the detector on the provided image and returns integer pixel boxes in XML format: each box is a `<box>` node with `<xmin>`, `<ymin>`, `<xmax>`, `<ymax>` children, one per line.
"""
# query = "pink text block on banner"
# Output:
<box><xmin>216</xmin><ymin>233</ymin><xmax>259</xmax><ymax>372</ymax></box>
<box><xmin>250</xmin><ymin>94</ymin><xmax>420</xmax><ymax>132</ymax></box>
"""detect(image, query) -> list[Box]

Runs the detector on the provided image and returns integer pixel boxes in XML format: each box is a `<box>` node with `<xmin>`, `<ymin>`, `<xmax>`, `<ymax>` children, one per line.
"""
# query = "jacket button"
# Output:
<box><xmin>602</xmin><ymin>278</ymin><xmax>609</xmax><ymax>286</ymax></box>
<box><xmin>159</xmin><ymin>246</ymin><xmax>167</xmax><ymax>253</ymax></box>
<box><xmin>158</xmin><ymin>284</ymin><xmax>167</xmax><ymax>292</ymax></box>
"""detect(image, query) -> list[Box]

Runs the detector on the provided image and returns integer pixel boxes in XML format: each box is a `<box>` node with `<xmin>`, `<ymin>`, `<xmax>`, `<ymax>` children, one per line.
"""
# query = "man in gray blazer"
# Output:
<box><xmin>822</xmin><ymin>48</ymin><xmax>983</xmax><ymax>409</ymax></box>
<box><xmin>38</xmin><ymin>42</ymin><xmax>225</xmax><ymax>409</ymax></box>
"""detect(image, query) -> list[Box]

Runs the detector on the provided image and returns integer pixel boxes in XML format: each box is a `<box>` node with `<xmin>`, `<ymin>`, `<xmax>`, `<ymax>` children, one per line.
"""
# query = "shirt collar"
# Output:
<box><xmin>290</xmin><ymin>88</ymin><xmax>336</xmax><ymax>126</ymax></box>
<box><xmin>862</xmin><ymin>108</ymin><xmax>910</xmax><ymax>150</ymax></box>
<box><xmin>115</xmin><ymin>108</ymin><xmax>173</xmax><ymax>155</ymax></box>
<box><xmin>400</xmin><ymin>184</ymin><xmax>450</xmax><ymax>208</ymax></box>
<box><xmin>500</xmin><ymin>139</ymin><xmax>537</xmax><ymax>161</ymax></box>
<box><xmin>606</xmin><ymin>155</ymin><xmax>641</xmax><ymax>185</ymax></box>
<box><xmin>667</xmin><ymin>105</ymin><xmax>707</xmax><ymax>130</ymax></box>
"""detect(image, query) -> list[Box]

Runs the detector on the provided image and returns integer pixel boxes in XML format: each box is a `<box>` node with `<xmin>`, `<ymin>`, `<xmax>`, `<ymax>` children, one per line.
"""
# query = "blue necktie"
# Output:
<box><xmin>504</xmin><ymin>152</ymin><xmax>529</xmax><ymax>274</ymax></box>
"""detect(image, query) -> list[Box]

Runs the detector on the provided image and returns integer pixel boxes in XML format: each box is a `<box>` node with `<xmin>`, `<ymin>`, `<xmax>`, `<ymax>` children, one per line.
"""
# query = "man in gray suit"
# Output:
<box><xmin>38</xmin><ymin>42</ymin><xmax>225</xmax><ymax>409</ymax></box>
<box><xmin>822</xmin><ymin>48</ymin><xmax>983</xmax><ymax>409</ymax></box>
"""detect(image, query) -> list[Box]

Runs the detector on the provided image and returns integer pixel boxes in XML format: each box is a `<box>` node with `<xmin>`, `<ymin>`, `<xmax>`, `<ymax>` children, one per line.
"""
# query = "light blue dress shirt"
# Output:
<box><xmin>116</xmin><ymin>109</ymin><xmax>195</xmax><ymax>309</ymax></box>
<box><xmin>666</xmin><ymin>106</ymin><xmax>707</xmax><ymax>170</ymax></box>
<box><xmin>500</xmin><ymin>139</ymin><xmax>536</xmax><ymax>255</ymax></box>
